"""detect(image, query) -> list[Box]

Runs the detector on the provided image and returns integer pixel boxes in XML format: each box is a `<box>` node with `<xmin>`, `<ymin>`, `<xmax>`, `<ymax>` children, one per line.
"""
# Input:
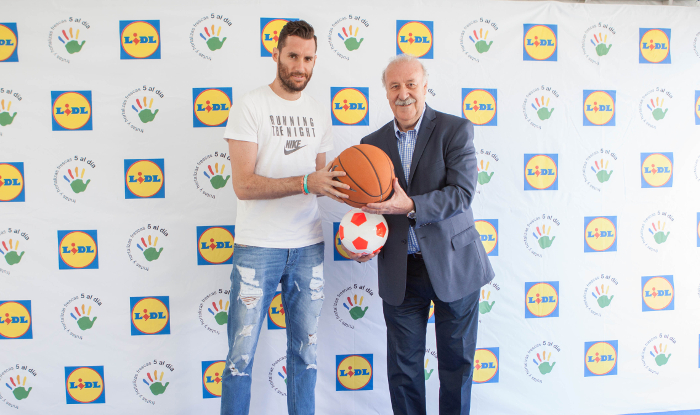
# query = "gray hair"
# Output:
<box><xmin>381</xmin><ymin>54</ymin><xmax>429</xmax><ymax>88</ymax></box>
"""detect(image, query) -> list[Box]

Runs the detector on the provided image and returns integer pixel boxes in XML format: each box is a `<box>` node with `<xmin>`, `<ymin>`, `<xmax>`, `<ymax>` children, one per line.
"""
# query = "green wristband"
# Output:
<box><xmin>303</xmin><ymin>174</ymin><xmax>309</xmax><ymax>195</ymax></box>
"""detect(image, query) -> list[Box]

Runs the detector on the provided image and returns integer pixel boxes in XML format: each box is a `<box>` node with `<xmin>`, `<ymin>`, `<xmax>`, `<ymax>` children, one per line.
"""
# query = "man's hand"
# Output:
<box><xmin>306</xmin><ymin>160</ymin><xmax>350</xmax><ymax>203</ymax></box>
<box><xmin>344</xmin><ymin>249</ymin><xmax>378</xmax><ymax>263</ymax></box>
<box><xmin>362</xmin><ymin>178</ymin><xmax>414</xmax><ymax>215</ymax></box>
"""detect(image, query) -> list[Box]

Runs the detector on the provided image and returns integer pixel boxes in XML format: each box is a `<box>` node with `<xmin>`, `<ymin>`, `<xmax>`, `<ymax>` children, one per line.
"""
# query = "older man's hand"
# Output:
<box><xmin>344</xmin><ymin>249</ymin><xmax>378</xmax><ymax>263</ymax></box>
<box><xmin>362</xmin><ymin>178</ymin><xmax>414</xmax><ymax>215</ymax></box>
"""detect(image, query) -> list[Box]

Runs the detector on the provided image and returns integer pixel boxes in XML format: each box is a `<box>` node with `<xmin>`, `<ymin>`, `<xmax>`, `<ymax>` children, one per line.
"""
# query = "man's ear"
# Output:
<box><xmin>272</xmin><ymin>47</ymin><xmax>279</xmax><ymax>63</ymax></box>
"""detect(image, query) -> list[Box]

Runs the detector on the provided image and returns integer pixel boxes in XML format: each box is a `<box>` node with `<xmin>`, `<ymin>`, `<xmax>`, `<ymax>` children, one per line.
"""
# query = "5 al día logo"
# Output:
<box><xmin>0</xmin><ymin>23</ymin><xmax>19</xmax><ymax>62</ymax></box>
<box><xmin>58</xmin><ymin>230</ymin><xmax>98</xmax><ymax>270</ymax></box>
<box><xmin>642</xmin><ymin>275</ymin><xmax>674</xmax><ymax>312</ymax></box>
<box><xmin>479</xmin><ymin>282</ymin><xmax>499</xmax><ymax>321</ymax></box>
<box><xmin>0</xmin><ymin>227</ymin><xmax>28</xmax><ymax>274</ymax></box>
<box><xmin>473</xmin><ymin>348</ymin><xmax>499</xmax><ymax>384</ymax></box>
<box><xmin>54</xmin><ymin>156</ymin><xmax>95</xmax><ymax>203</ymax></box>
<box><xmin>65</xmin><ymin>366</ymin><xmax>105</xmax><ymax>404</ymax></box>
<box><xmin>642</xmin><ymin>333</ymin><xmax>675</xmax><ymax>375</ymax></box>
<box><xmin>0</xmin><ymin>162</ymin><xmax>25</xmax><ymax>202</ymax></box>
<box><xmin>583</xmin><ymin>90</ymin><xmax>615</xmax><ymax>126</ymax></box>
<box><xmin>0</xmin><ymin>365</ymin><xmax>37</xmax><ymax>408</ymax></box>
<box><xmin>124</xmin><ymin>158</ymin><xmax>165</xmax><ymax>199</ymax></box>
<box><xmin>582</xmin><ymin>23</ymin><xmax>615</xmax><ymax>65</ymax></box>
<box><xmin>583</xmin><ymin>149</ymin><xmax>617</xmax><ymax>192</ymax></box>
<box><xmin>336</xmin><ymin>354</ymin><xmax>373</xmax><ymax>391</ymax></box>
<box><xmin>396</xmin><ymin>20</ymin><xmax>433</xmax><ymax>59</ymax></box>
<box><xmin>525</xmin><ymin>282</ymin><xmax>559</xmax><ymax>318</ymax></box>
<box><xmin>202</xmin><ymin>360</ymin><xmax>225</xmax><ymax>399</ymax></box>
<box><xmin>133</xmin><ymin>361</ymin><xmax>173</xmax><ymax>404</ymax></box>
<box><xmin>640</xmin><ymin>88</ymin><xmax>672</xmax><ymax>129</ymax></box>
<box><xmin>199</xmin><ymin>288</ymin><xmax>230</xmax><ymax>335</ymax></box>
<box><xmin>268</xmin><ymin>356</ymin><xmax>288</xmax><ymax>397</ymax></box>
<box><xmin>525</xmin><ymin>341</ymin><xmax>560</xmax><ymax>383</ymax></box>
<box><xmin>260</xmin><ymin>18</ymin><xmax>298</xmax><ymax>57</ymax></box>
<box><xmin>191</xmin><ymin>13</ymin><xmax>231</xmax><ymax>60</ymax></box>
<box><xmin>584</xmin><ymin>274</ymin><xmax>618</xmax><ymax>317</ymax></box>
<box><xmin>328</xmin><ymin>15</ymin><xmax>369</xmax><ymax>61</ymax></box>
<box><xmin>641</xmin><ymin>211</ymin><xmax>673</xmax><ymax>252</ymax></box>
<box><xmin>523</xmin><ymin>86</ymin><xmax>558</xmax><ymax>129</ymax></box>
<box><xmin>641</xmin><ymin>152</ymin><xmax>673</xmax><ymax>188</ymax></box>
<box><xmin>122</xmin><ymin>86</ymin><xmax>163</xmax><ymax>132</ymax></box>
<box><xmin>475</xmin><ymin>219</ymin><xmax>498</xmax><ymax>256</ymax></box>
<box><xmin>0</xmin><ymin>301</ymin><xmax>32</xmax><ymax>339</ymax></box>
<box><xmin>462</xmin><ymin>88</ymin><xmax>497</xmax><ymax>126</ymax></box>
<box><xmin>331</xmin><ymin>87</ymin><xmax>369</xmax><ymax>126</ymax></box>
<box><xmin>51</xmin><ymin>91</ymin><xmax>92</xmax><ymax>131</ymax></box>
<box><xmin>460</xmin><ymin>18</ymin><xmax>498</xmax><ymax>62</ymax></box>
<box><xmin>640</xmin><ymin>28</ymin><xmax>671</xmax><ymax>64</ymax></box>
<box><xmin>193</xmin><ymin>87</ymin><xmax>232</xmax><ymax>128</ymax></box>
<box><xmin>194</xmin><ymin>151</ymin><xmax>231</xmax><ymax>199</ymax></box>
<box><xmin>120</xmin><ymin>20</ymin><xmax>160</xmax><ymax>60</ymax></box>
<box><xmin>130</xmin><ymin>296</ymin><xmax>170</xmax><ymax>336</ymax></box>
<box><xmin>584</xmin><ymin>341</ymin><xmax>617</xmax><ymax>377</ymax></box>
<box><xmin>524</xmin><ymin>154</ymin><xmax>558</xmax><ymax>191</ymax></box>
<box><xmin>267</xmin><ymin>291</ymin><xmax>285</xmax><ymax>330</ymax></box>
<box><xmin>197</xmin><ymin>225</ymin><xmax>235</xmax><ymax>265</ymax></box>
<box><xmin>523</xmin><ymin>24</ymin><xmax>557</xmax><ymax>62</ymax></box>
<box><xmin>584</xmin><ymin>216</ymin><xmax>617</xmax><ymax>253</ymax></box>
<box><xmin>48</xmin><ymin>17</ymin><xmax>90</xmax><ymax>63</ymax></box>
<box><xmin>126</xmin><ymin>224</ymin><xmax>168</xmax><ymax>271</ymax></box>
<box><xmin>524</xmin><ymin>214</ymin><xmax>560</xmax><ymax>256</ymax></box>
<box><xmin>60</xmin><ymin>293</ymin><xmax>102</xmax><ymax>340</ymax></box>
<box><xmin>476</xmin><ymin>149</ymin><xmax>498</xmax><ymax>193</ymax></box>
<box><xmin>333</xmin><ymin>285</ymin><xmax>373</xmax><ymax>330</ymax></box>
<box><xmin>0</xmin><ymin>88</ymin><xmax>21</xmax><ymax>130</ymax></box>
<box><xmin>333</xmin><ymin>222</ymin><xmax>351</xmax><ymax>261</ymax></box>
<box><xmin>424</xmin><ymin>349</ymin><xmax>437</xmax><ymax>382</ymax></box>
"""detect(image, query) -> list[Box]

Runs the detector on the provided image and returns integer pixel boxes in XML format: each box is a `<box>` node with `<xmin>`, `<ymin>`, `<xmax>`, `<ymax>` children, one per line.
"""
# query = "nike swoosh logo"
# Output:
<box><xmin>284</xmin><ymin>145</ymin><xmax>307</xmax><ymax>155</ymax></box>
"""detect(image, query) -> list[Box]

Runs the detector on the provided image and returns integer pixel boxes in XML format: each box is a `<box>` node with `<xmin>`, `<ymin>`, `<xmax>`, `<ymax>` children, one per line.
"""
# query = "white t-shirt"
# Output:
<box><xmin>223</xmin><ymin>85</ymin><xmax>333</xmax><ymax>249</ymax></box>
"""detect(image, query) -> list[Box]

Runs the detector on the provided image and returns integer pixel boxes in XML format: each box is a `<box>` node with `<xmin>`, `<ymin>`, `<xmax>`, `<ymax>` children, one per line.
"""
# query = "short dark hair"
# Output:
<box><xmin>277</xmin><ymin>20</ymin><xmax>317</xmax><ymax>52</ymax></box>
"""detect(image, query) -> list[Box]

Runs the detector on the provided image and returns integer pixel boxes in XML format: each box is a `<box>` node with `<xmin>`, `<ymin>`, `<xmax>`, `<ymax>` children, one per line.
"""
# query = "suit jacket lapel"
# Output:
<box><xmin>408</xmin><ymin>105</ymin><xmax>436</xmax><ymax>187</ymax></box>
<box><xmin>383</xmin><ymin>122</ymin><xmax>408</xmax><ymax>189</ymax></box>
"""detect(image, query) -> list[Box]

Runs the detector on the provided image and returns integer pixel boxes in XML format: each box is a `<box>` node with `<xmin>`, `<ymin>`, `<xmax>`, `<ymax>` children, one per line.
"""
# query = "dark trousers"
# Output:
<box><xmin>383</xmin><ymin>255</ymin><xmax>480</xmax><ymax>415</ymax></box>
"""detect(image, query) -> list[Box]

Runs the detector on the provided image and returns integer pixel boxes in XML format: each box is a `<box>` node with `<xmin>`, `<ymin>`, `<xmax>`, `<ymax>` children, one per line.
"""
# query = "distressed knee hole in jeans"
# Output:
<box><xmin>309</xmin><ymin>264</ymin><xmax>324</xmax><ymax>301</ymax></box>
<box><xmin>237</xmin><ymin>265</ymin><xmax>263</xmax><ymax>309</ymax></box>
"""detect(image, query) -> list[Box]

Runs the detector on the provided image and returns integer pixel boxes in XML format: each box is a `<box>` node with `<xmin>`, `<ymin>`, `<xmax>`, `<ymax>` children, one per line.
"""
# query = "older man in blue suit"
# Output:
<box><xmin>351</xmin><ymin>54</ymin><xmax>494</xmax><ymax>415</ymax></box>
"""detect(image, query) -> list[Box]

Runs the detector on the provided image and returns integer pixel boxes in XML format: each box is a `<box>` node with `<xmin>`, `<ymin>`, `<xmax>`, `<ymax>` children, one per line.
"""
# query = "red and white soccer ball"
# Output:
<box><xmin>338</xmin><ymin>208</ymin><xmax>389</xmax><ymax>255</ymax></box>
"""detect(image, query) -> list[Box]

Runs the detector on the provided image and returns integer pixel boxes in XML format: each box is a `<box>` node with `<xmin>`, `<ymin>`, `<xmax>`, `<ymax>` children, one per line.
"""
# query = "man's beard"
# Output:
<box><xmin>278</xmin><ymin>61</ymin><xmax>313</xmax><ymax>93</ymax></box>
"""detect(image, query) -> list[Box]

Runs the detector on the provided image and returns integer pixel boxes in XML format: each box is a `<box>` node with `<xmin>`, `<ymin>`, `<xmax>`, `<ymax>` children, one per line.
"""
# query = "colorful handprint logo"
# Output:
<box><xmin>648</xmin><ymin>220</ymin><xmax>670</xmax><ymax>244</ymax></box>
<box><xmin>64</xmin><ymin>166</ymin><xmax>90</xmax><ymax>194</ymax></box>
<box><xmin>143</xmin><ymin>370</ymin><xmax>169</xmax><ymax>396</ymax></box>
<box><xmin>469</xmin><ymin>28</ymin><xmax>492</xmax><ymax>54</ymax></box>
<box><xmin>203</xmin><ymin>162</ymin><xmax>230</xmax><ymax>190</ymax></box>
<box><xmin>590</xmin><ymin>157</ymin><xmax>613</xmax><ymax>184</ymax></box>
<box><xmin>649</xmin><ymin>342</ymin><xmax>671</xmax><ymax>367</ymax></box>
<box><xmin>137</xmin><ymin>234</ymin><xmax>163</xmax><ymax>262</ymax></box>
<box><xmin>647</xmin><ymin>97</ymin><xmax>668</xmax><ymax>121</ymax></box>
<box><xmin>5</xmin><ymin>375</ymin><xmax>31</xmax><ymax>401</ymax></box>
<box><xmin>208</xmin><ymin>298</ymin><xmax>229</xmax><ymax>326</ymax></box>
<box><xmin>343</xmin><ymin>294</ymin><xmax>368</xmax><ymax>320</ymax></box>
<box><xmin>591</xmin><ymin>283</ymin><xmax>614</xmax><ymax>309</ymax></box>
<box><xmin>0</xmin><ymin>99</ymin><xmax>16</xmax><ymax>126</ymax></box>
<box><xmin>278</xmin><ymin>365</ymin><xmax>287</xmax><ymax>385</ymax></box>
<box><xmin>201</xmin><ymin>24</ymin><xmax>227</xmax><ymax>51</ymax></box>
<box><xmin>70</xmin><ymin>303</ymin><xmax>96</xmax><ymax>331</ymax></box>
<box><xmin>337</xmin><ymin>25</ymin><xmax>364</xmax><ymax>51</ymax></box>
<box><xmin>1</xmin><ymin>238</ymin><xmax>24</xmax><ymax>265</ymax></box>
<box><xmin>479</xmin><ymin>289</ymin><xmax>495</xmax><ymax>314</ymax></box>
<box><xmin>532</xmin><ymin>349</ymin><xmax>556</xmax><ymax>375</ymax></box>
<box><xmin>58</xmin><ymin>27</ymin><xmax>85</xmax><ymax>54</ymax></box>
<box><xmin>590</xmin><ymin>32</ymin><xmax>612</xmax><ymax>56</ymax></box>
<box><xmin>533</xmin><ymin>224</ymin><xmax>555</xmax><ymax>249</ymax></box>
<box><xmin>132</xmin><ymin>96</ymin><xmax>159</xmax><ymax>123</ymax></box>
<box><xmin>424</xmin><ymin>358</ymin><xmax>434</xmax><ymax>380</ymax></box>
<box><xmin>531</xmin><ymin>95</ymin><xmax>554</xmax><ymax>121</ymax></box>
<box><xmin>477</xmin><ymin>159</ymin><xmax>494</xmax><ymax>185</ymax></box>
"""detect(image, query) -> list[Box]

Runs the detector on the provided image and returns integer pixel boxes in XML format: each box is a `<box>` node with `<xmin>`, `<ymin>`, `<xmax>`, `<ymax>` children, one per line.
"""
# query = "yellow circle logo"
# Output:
<box><xmin>524</xmin><ymin>25</ymin><xmax>557</xmax><ymax>60</ymax></box>
<box><xmin>525</xmin><ymin>283</ymin><xmax>558</xmax><ymax>317</ymax></box>
<box><xmin>475</xmin><ymin>220</ymin><xmax>497</xmax><ymax>255</ymax></box>
<box><xmin>585</xmin><ymin>217</ymin><xmax>616</xmax><ymax>252</ymax></box>
<box><xmin>695</xmin><ymin>95</ymin><xmax>700</xmax><ymax>121</ymax></box>
<box><xmin>121</xmin><ymin>21</ymin><xmax>160</xmax><ymax>59</ymax></box>
<box><xmin>428</xmin><ymin>301</ymin><xmax>435</xmax><ymax>321</ymax></box>
<box><xmin>397</xmin><ymin>22</ymin><xmax>433</xmax><ymax>58</ymax></box>
<box><xmin>0</xmin><ymin>24</ymin><xmax>18</xmax><ymax>61</ymax></box>
<box><xmin>131</xmin><ymin>297</ymin><xmax>169</xmax><ymax>334</ymax></box>
<box><xmin>66</xmin><ymin>367</ymin><xmax>104</xmax><ymax>403</ymax></box>
<box><xmin>584</xmin><ymin>91</ymin><xmax>615</xmax><ymax>126</ymax></box>
<box><xmin>198</xmin><ymin>227</ymin><xmax>234</xmax><ymax>264</ymax></box>
<box><xmin>585</xmin><ymin>342</ymin><xmax>617</xmax><ymax>375</ymax></box>
<box><xmin>642</xmin><ymin>277</ymin><xmax>674</xmax><ymax>310</ymax></box>
<box><xmin>59</xmin><ymin>231</ymin><xmax>98</xmax><ymax>269</ymax></box>
<box><xmin>261</xmin><ymin>19</ymin><xmax>289</xmax><ymax>54</ymax></box>
<box><xmin>337</xmin><ymin>355</ymin><xmax>372</xmax><ymax>390</ymax></box>
<box><xmin>53</xmin><ymin>92</ymin><xmax>91</xmax><ymax>130</ymax></box>
<box><xmin>194</xmin><ymin>89</ymin><xmax>231</xmax><ymax>127</ymax></box>
<box><xmin>640</xmin><ymin>29</ymin><xmax>670</xmax><ymax>63</ymax></box>
<box><xmin>335</xmin><ymin>228</ymin><xmax>351</xmax><ymax>259</ymax></box>
<box><xmin>268</xmin><ymin>293</ymin><xmax>286</xmax><ymax>328</ymax></box>
<box><xmin>125</xmin><ymin>160</ymin><xmax>164</xmax><ymax>198</ymax></box>
<box><xmin>525</xmin><ymin>155</ymin><xmax>557</xmax><ymax>190</ymax></box>
<box><xmin>332</xmin><ymin>88</ymin><xmax>368</xmax><ymax>125</ymax></box>
<box><xmin>473</xmin><ymin>349</ymin><xmax>498</xmax><ymax>383</ymax></box>
<box><xmin>642</xmin><ymin>153</ymin><xmax>672</xmax><ymax>187</ymax></box>
<box><xmin>203</xmin><ymin>361</ymin><xmax>225</xmax><ymax>397</ymax></box>
<box><xmin>0</xmin><ymin>163</ymin><xmax>23</xmax><ymax>201</ymax></box>
<box><xmin>462</xmin><ymin>89</ymin><xmax>496</xmax><ymax>125</ymax></box>
<box><xmin>0</xmin><ymin>302</ymin><xmax>31</xmax><ymax>339</ymax></box>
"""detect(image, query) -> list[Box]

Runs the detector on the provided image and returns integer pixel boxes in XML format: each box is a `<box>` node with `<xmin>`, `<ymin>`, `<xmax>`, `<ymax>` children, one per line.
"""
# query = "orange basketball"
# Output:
<box><xmin>332</xmin><ymin>144</ymin><xmax>395</xmax><ymax>208</ymax></box>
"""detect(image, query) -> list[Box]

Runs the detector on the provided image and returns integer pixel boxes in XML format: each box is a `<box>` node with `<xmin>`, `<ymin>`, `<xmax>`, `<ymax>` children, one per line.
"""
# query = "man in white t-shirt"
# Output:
<box><xmin>220</xmin><ymin>21</ymin><xmax>348</xmax><ymax>415</ymax></box>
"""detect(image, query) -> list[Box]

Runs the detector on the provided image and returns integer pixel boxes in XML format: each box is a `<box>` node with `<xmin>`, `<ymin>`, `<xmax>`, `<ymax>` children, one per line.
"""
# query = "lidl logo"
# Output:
<box><xmin>584</xmin><ymin>341</ymin><xmax>617</xmax><ymax>377</ymax></box>
<box><xmin>120</xmin><ymin>20</ymin><xmax>160</xmax><ymax>60</ymax></box>
<box><xmin>583</xmin><ymin>90</ymin><xmax>615</xmax><ymax>126</ymax></box>
<box><xmin>428</xmin><ymin>300</ymin><xmax>435</xmax><ymax>323</ymax></box>
<box><xmin>0</xmin><ymin>162</ymin><xmax>25</xmax><ymax>202</ymax></box>
<box><xmin>193</xmin><ymin>87</ymin><xmax>232</xmax><ymax>128</ymax></box>
<box><xmin>525</xmin><ymin>282</ymin><xmax>559</xmax><ymax>318</ymax></box>
<box><xmin>473</xmin><ymin>348</ymin><xmax>499</xmax><ymax>384</ymax></box>
<box><xmin>639</xmin><ymin>28</ymin><xmax>670</xmax><ymax>64</ymax></box>
<box><xmin>197</xmin><ymin>225</ymin><xmax>235</xmax><ymax>265</ymax></box>
<box><xmin>260</xmin><ymin>18</ymin><xmax>298</xmax><ymax>57</ymax></box>
<box><xmin>267</xmin><ymin>291</ymin><xmax>286</xmax><ymax>330</ymax></box>
<box><xmin>130</xmin><ymin>296</ymin><xmax>170</xmax><ymax>335</ymax></box>
<box><xmin>523</xmin><ymin>24</ymin><xmax>557</xmax><ymax>62</ymax></box>
<box><xmin>51</xmin><ymin>91</ymin><xmax>92</xmax><ymax>131</ymax></box>
<box><xmin>642</xmin><ymin>275</ymin><xmax>674</xmax><ymax>312</ymax></box>
<box><xmin>333</xmin><ymin>222</ymin><xmax>351</xmax><ymax>261</ymax></box>
<box><xmin>336</xmin><ymin>354</ymin><xmax>373</xmax><ymax>391</ymax></box>
<box><xmin>0</xmin><ymin>300</ymin><xmax>32</xmax><ymax>339</ymax></box>
<box><xmin>641</xmin><ymin>152</ymin><xmax>673</xmax><ymax>188</ymax></box>
<box><xmin>695</xmin><ymin>91</ymin><xmax>700</xmax><ymax>125</ymax></box>
<box><xmin>124</xmin><ymin>159</ymin><xmax>165</xmax><ymax>198</ymax></box>
<box><xmin>475</xmin><ymin>219</ymin><xmax>498</xmax><ymax>256</ymax></box>
<box><xmin>524</xmin><ymin>154</ymin><xmax>558</xmax><ymax>191</ymax></box>
<box><xmin>65</xmin><ymin>366</ymin><xmax>105</xmax><ymax>404</ymax></box>
<box><xmin>396</xmin><ymin>20</ymin><xmax>433</xmax><ymax>59</ymax></box>
<box><xmin>584</xmin><ymin>216</ymin><xmax>617</xmax><ymax>253</ymax></box>
<box><xmin>0</xmin><ymin>23</ymin><xmax>19</xmax><ymax>62</ymax></box>
<box><xmin>58</xmin><ymin>230</ymin><xmax>98</xmax><ymax>270</ymax></box>
<box><xmin>202</xmin><ymin>360</ymin><xmax>225</xmax><ymax>398</ymax></box>
<box><xmin>331</xmin><ymin>87</ymin><xmax>369</xmax><ymax>126</ymax></box>
<box><xmin>462</xmin><ymin>89</ymin><xmax>497</xmax><ymax>126</ymax></box>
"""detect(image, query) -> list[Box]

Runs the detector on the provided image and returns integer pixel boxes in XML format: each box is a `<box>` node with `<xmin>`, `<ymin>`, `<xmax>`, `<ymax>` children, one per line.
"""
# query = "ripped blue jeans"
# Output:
<box><xmin>221</xmin><ymin>242</ymin><xmax>324</xmax><ymax>415</ymax></box>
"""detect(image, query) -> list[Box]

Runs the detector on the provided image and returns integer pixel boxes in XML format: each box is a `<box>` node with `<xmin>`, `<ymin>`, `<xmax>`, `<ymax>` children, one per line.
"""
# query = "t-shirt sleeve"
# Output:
<box><xmin>317</xmin><ymin>109</ymin><xmax>334</xmax><ymax>154</ymax></box>
<box><xmin>222</xmin><ymin>95</ymin><xmax>259</xmax><ymax>143</ymax></box>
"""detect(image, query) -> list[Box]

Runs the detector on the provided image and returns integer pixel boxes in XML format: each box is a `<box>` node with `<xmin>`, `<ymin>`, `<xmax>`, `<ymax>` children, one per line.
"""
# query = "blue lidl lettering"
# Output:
<box><xmin>8</xmin><ymin>316</ymin><xmax>29</xmax><ymax>324</ymax></box>
<box><xmin>334</xmin><ymin>103</ymin><xmax>366</xmax><ymax>110</ymax></box>
<box><xmin>69</xmin><ymin>381</ymin><xmax>101</xmax><ymax>389</ymax></box>
<box><xmin>527</xmin><ymin>169</ymin><xmax>555</xmax><ymax>176</ymax></box>
<box><xmin>200</xmin><ymin>241</ymin><xmax>233</xmax><ymax>249</ymax></box>
<box><xmin>128</xmin><ymin>175</ymin><xmax>161</xmax><ymax>183</ymax></box>
<box><xmin>586</xmin><ymin>105</ymin><xmax>613</xmax><ymax>112</ymax></box>
<box><xmin>134</xmin><ymin>312</ymin><xmax>167</xmax><ymax>320</ymax></box>
<box><xmin>196</xmin><ymin>103</ymin><xmax>230</xmax><ymax>112</ymax></box>
<box><xmin>339</xmin><ymin>369</ymin><xmax>371</xmax><ymax>377</ymax></box>
<box><xmin>642</xmin><ymin>43</ymin><xmax>667</xmax><ymax>50</ymax></box>
<box><xmin>587</xmin><ymin>231</ymin><xmax>614</xmax><ymax>237</ymax></box>
<box><xmin>0</xmin><ymin>40</ymin><xmax>15</xmax><ymax>46</ymax></box>
<box><xmin>645</xmin><ymin>290</ymin><xmax>672</xmax><ymax>297</ymax></box>
<box><xmin>644</xmin><ymin>167</ymin><xmax>671</xmax><ymax>173</ymax></box>
<box><xmin>480</xmin><ymin>235</ymin><xmax>496</xmax><ymax>241</ymax></box>
<box><xmin>399</xmin><ymin>36</ymin><xmax>430</xmax><ymax>44</ymax></box>
<box><xmin>62</xmin><ymin>246</ymin><xmax>95</xmax><ymax>254</ymax></box>
<box><xmin>124</xmin><ymin>36</ymin><xmax>157</xmax><ymax>44</ymax></box>
<box><xmin>465</xmin><ymin>103</ymin><xmax>494</xmax><ymax>111</ymax></box>
<box><xmin>55</xmin><ymin>107</ymin><xmax>89</xmax><ymax>115</ymax></box>
<box><xmin>3</xmin><ymin>179</ymin><xmax>21</xmax><ymax>186</ymax></box>
<box><xmin>528</xmin><ymin>296</ymin><xmax>556</xmax><ymax>303</ymax></box>
<box><xmin>527</xmin><ymin>39</ymin><xmax>555</xmax><ymax>46</ymax></box>
<box><xmin>587</xmin><ymin>355</ymin><xmax>614</xmax><ymax>362</ymax></box>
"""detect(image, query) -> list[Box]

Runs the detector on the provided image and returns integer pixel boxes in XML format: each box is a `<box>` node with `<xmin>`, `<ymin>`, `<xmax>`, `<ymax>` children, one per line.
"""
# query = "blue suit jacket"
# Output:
<box><xmin>360</xmin><ymin>105</ymin><xmax>494</xmax><ymax>306</ymax></box>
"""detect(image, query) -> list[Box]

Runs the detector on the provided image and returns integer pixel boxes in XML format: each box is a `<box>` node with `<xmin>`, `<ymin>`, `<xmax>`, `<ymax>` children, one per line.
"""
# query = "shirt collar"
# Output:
<box><xmin>394</xmin><ymin>105</ymin><xmax>427</xmax><ymax>139</ymax></box>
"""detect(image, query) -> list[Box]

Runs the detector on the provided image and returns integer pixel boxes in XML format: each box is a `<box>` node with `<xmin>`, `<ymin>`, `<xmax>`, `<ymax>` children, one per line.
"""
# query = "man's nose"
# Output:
<box><xmin>397</xmin><ymin>87</ymin><xmax>410</xmax><ymax>100</ymax></box>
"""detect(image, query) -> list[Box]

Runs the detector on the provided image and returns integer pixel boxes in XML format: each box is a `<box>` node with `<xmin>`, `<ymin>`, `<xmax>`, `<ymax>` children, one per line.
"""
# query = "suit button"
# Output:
<box><xmin>401</xmin><ymin>239</ymin><xmax>407</xmax><ymax>244</ymax></box>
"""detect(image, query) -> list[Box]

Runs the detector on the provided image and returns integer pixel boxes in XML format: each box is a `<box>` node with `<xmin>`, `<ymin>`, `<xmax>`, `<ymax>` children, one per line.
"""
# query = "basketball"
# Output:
<box><xmin>338</xmin><ymin>208</ymin><xmax>389</xmax><ymax>255</ymax></box>
<box><xmin>331</xmin><ymin>144</ymin><xmax>395</xmax><ymax>208</ymax></box>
